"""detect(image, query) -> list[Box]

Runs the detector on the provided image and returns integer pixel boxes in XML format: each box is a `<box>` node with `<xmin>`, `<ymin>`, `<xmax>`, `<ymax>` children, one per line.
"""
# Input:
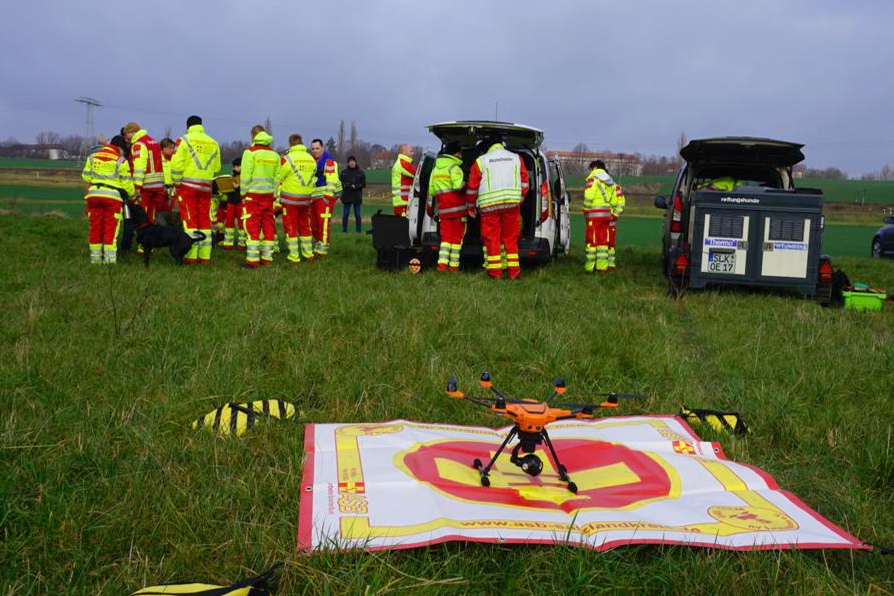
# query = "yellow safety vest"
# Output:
<box><xmin>279</xmin><ymin>144</ymin><xmax>317</xmax><ymax>206</ymax></box>
<box><xmin>171</xmin><ymin>124</ymin><xmax>221</xmax><ymax>193</ymax></box>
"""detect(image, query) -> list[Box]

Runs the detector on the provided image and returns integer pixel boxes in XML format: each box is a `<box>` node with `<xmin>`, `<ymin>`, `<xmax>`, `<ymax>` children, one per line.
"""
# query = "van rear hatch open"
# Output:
<box><xmin>427</xmin><ymin>121</ymin><xmax>544</xmax><ymax>150</ymax></box>
<box><xmin>681</xmin><ymin>137</ymin><xmax>805</xmax><ymax>167</ymax></box>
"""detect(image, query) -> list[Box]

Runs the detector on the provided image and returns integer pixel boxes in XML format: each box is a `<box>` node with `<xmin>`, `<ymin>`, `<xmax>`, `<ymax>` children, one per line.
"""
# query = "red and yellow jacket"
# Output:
<box><xmin>130</xmin><ymin>130</ymin><xmax>165</xmax><ymax>192</ymax></box>
<box><xmin>81</xmin><ymin>144</ymin><xmax>134</xmax><ymax>202</ymax></box>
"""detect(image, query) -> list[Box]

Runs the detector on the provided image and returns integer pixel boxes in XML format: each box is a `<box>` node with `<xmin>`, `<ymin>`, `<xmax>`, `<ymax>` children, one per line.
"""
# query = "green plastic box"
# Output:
<box><xmin>842</xmin><ymin>290</ymin><xmax>887</xmax><ymax>312</ymax></box>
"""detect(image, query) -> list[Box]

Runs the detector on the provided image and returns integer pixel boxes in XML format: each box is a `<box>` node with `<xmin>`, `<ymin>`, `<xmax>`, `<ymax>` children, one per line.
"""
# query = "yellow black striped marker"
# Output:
<box><xmin>192</xmin><ymin>400</ymin><xmax>296</xmax><ymax>438</ymax></box>
<box><xmin>680</xmin><ymin>406</ymin><xmax>749</xmax><ymax>435</ymax></box>
<box><xmin>130</xmin><ymin>563</ymin><xmax>280</xmax><ymax>595</ymax></box>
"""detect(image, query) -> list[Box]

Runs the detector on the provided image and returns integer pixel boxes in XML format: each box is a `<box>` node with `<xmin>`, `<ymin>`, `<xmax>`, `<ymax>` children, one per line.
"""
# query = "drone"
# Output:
<box><xmin>446</xmin><ymin>371</ymin><xmax>647</xmax><ymax>493</ymax></box>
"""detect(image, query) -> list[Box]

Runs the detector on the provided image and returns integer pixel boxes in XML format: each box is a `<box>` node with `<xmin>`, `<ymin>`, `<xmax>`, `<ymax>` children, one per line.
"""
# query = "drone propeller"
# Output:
<box><xmin>561</xmin><ymin>392</ymin><xmax>649</xmax><ymax>401</ymax></box>
<box><xmin>446</xmin><ymin>375</ymin><xmax>528</xmax><ymax>408</ymax></box>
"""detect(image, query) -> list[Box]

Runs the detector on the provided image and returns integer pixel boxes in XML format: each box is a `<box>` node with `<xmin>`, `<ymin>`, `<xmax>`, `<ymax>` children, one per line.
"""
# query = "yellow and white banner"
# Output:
<box><xmin>298</xmin><ymin>417</ymin><xmax>865</xmax><ymax>552</ymax></box>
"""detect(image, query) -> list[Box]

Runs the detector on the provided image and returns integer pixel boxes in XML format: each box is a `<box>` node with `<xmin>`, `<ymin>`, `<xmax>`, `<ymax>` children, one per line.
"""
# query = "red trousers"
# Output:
<box><xmin>393</xmin><ymin>205</ymin><xmax>407</xmax><ymax>216</ymax></box>
<box><xmin>311</xmin><ymin>197</ymin><xmax>335</xmax><ymax>255</ymax></box>
<box><xmin>223</xmin><ymin>202</ymin><xmax>243</xmax><ymax>229</ymax></box>
<box><xmin>608</xmin><ymin>219</ymin><xmax>617</xmax><ymax>248</ymax></box>
<box><xmin>86</xmin><ymin>197</ymin><xmax>123</xmax><ymax>262</ymax></box>
<box><xmin>138</xmin><ymin>188</ymin><xmax>168</xmax><ymax>223</ymax></box>
<box><xmin>283</xmin><ymin>204</ymin><xmax>313</xmax><ymax>239</ymax></box>
<box><xmin>586</xmin><ymin>218</ymin><xmax>610</xmax><ymax>246</ymax></box>
<box><xmin>178</xmin><ymin>186</ymin><xmax>212</xmax><ymax>263</ymax></box>
<box><xmin>480</xmin><ymin>207</ymin><xmax>521</xmax><ymax>279</ymax></box>
<box><xmin>440</xmin><ymin>217</ymin><xmax>466</xmax><ymax>246</ymax></box>
<box><xmin>244</xmin><ymin>197</ymin><xmax>276</xmax><ymax>265</ymax></box>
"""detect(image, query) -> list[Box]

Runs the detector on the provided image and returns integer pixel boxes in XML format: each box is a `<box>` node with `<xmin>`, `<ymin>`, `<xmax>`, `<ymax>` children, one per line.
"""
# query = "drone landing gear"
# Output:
<box><xmin>472</xmin><ymin>427</ymin><xmax>578</xmax><ymax>493</ymax></box>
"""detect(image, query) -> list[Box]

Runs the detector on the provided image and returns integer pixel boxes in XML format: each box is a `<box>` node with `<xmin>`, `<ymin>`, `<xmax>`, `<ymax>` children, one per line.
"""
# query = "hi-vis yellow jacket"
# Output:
<box><xmin>278</xmin><ymin>144</ymin><xmax>317</xmax><ymax>206</ymax></box>
<box><xmin>171</xmin><ymin>124</ymin><xmax>221</xmax><ymax>193</ymax></box>
<box><xmin>582</xmin><ymin>167</ymin><xmax>615</xmax><ymax>220</ymax></box>
<box><xmin>240</xmin><ymin>131</ymin><xmax>281</xmax><ymax>198</ymax></box>
<box><xmin>611</xmin><ymin>182</ymin><xmax>626</xmax><ymax>218</ymax></box>
<box><xmin>130</xmin><ymin>130</ymin><xmax>165</xmax><ymax>191</ymax></box>
<box><xmin>81</xmin><ymin>144</ymin><xmax>134</xmax><ymax>201</ymax></box>
<box><xmin>391</xmin><ymin>152</ymin><xmax>417</xmax><ymax>209</ymax></box>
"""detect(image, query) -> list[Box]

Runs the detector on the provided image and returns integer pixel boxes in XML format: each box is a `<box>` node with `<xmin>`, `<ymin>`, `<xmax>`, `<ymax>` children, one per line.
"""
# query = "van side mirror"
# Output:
<box><xmin>654</xmin><ymin>195</ymin><xmax>668</xmax><ymax>209</ymax></box>
<box><xmin>884</xmin><ymin>216</ymin><xmax>894</xmax><ymax>225</ymax></box>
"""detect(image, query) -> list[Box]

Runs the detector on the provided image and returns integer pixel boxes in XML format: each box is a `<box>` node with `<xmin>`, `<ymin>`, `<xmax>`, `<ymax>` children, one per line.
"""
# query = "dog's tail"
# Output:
<box><xmin>191</xmin><ymin>232</ymin><xmax>207</xmax><ymax>241</ymax></box>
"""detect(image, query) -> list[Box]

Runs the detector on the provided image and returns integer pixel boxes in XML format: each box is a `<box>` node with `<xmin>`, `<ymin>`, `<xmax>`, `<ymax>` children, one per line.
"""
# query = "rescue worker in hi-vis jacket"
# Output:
<box><xmin>466</xmin><ymin>136</ymin><xmax>529</xmax><ymax>279</ymax></box>
<box><xmin>309</xmin><ymin>139</ymin><xmax>342</xmax><ymax>257</ymax></box>
<box><xmin>391</xmin><ymin>144</ymin><xmax>417</xmax><ymax>217</ymax></box>
<box><xmin>279</xmin><ymin>134</ymin><xmax>318</xmax><ymax>263</ymax></box>
<box><xmin>429</xmin><ymin>142</ymin><xmax>466</xmax><ymax>272</ymax></box>
<box><xmin>81</xmin><ymin>135</ymin><xmax>134</xmax><ymax>264</ymax></box>
<box><xmin>240</xmin><ymin>126</ymin><xmax>282</xmax><ymax>268</ymax></box>
<box><xmin>170</xmin><ymin>115</ymin><xmax>221</xmax><ymax>264</ymax></box>
<box><xmin>582</xmin><ymin>160</ymin><xmax>616</xmax><ymax>274</ymax></box>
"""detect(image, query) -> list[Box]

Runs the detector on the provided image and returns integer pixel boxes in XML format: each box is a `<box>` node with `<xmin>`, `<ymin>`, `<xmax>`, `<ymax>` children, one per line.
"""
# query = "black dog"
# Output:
<box><xmin>128</xmin><ymin>203</ymin><xmax>206</xmax><ymax>267</ymax></box>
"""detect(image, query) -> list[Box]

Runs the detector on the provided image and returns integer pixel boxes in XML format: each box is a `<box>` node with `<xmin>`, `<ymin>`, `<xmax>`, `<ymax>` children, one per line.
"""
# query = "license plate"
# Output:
<box><xmin>707</xmin><ymin>251</ymin><xmax>736</xmax><ymax>273</ymax></box>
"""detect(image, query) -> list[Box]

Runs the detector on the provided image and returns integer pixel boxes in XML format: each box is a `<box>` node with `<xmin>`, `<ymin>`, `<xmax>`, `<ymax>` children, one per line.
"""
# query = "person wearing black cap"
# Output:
<box><xmin>80</xmin><ymin>135</ymin><xmax>135</xmax><ymax>264</ymax></box>
<box><xmin>170</xmin><ymin>115</ymin><xmax>221</xmax><ymax>263</ymax></box>
<box><xmin>429</xmin><ymin>142</ymin><xmax>466</xmax><ymax>271</ymax></box>
<box><xmin>339</xmin><ymin>155</ymin><xmax>366</xmax><ymax>233</ymax></box>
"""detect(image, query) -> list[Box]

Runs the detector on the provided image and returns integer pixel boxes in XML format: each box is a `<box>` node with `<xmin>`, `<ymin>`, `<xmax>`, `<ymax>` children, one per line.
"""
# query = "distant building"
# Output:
<box><xmin>546</xmin><ymin>150</ymin><xmax>643</xmax><ymax>176</ymax></box>
<box><xmin>370</xmin><ymin>150</ymin><xmax>394</xmax><ymax>169</ymax></box>
<box><xmin>0</xmin><ymin>143</ymin><xmax>72</xmax><ymax>160</ymax></box>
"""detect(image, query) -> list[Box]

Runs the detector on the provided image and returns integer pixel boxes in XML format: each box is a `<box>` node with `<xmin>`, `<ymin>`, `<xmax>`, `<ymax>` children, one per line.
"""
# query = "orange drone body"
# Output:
<box><xmin>491</xmin><ymin>402</ymin><xmax>594</xmax><ymax>432</ymax></box>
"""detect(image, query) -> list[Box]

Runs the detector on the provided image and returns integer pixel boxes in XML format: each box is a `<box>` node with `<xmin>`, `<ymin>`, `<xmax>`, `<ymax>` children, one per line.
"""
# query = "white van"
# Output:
<box><xmin>405</xmin><ymin>121</ymin><xmax>571</xmax><ymax>265</ymax></box>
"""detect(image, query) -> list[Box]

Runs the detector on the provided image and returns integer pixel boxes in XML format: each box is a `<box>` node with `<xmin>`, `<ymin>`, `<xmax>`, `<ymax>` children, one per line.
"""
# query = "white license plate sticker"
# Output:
<box><xmin>707</xmin><ymin>251</ymin><xmax>736</xmax><ymax>273</ymax></box>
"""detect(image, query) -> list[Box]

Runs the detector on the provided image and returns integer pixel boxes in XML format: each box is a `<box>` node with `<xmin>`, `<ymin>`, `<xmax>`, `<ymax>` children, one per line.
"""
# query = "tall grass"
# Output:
<box><xmin>0</xmin><ymin>216</ymin><xmax>892</xmax><ymax>595</ymax></box>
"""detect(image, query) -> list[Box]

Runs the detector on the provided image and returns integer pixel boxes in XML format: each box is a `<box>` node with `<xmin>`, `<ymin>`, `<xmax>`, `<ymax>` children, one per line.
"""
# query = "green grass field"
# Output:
<box><xmin>5</xmin><ymin>157</ymin><xmax>894</xmax><ymax>204</ymax></box>
<box><xmin>1</xmin><ymin>214</ymin><xmax>893</xmax><ymax>595</ymax></box>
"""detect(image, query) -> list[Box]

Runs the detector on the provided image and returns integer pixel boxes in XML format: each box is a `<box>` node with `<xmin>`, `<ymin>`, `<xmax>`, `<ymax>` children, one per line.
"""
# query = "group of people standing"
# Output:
<box><xmin>80</xmin><ymin>117</ymin><xmax>624</xmax><ymax>275</ymax></box>
<box><xmin>80</xmin><ymin>116</ymin><xmax>367</xmax><ymax>267</ymax></box>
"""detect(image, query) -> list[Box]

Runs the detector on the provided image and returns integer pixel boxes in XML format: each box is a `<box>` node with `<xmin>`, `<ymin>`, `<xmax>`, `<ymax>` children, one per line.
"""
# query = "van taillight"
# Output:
<box><xmin>670</xmin><ymin>192</ymin><xmax>683</xmax><ymax>233</ymax></box>
<box><xmin>674</xmin><ymin>253</ymin><xmax>689</xmax><ymax>276</ymax></box>
<box><xmin>818</xmin><ymin>261</ymin><xmax>833</xmax><ymax>284</ymax></box>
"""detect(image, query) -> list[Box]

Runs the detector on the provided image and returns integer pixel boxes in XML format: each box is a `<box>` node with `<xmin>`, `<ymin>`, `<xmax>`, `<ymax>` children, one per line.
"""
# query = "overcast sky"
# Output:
<box><xmin>1</xmin><ymin>0</ymin><xmax>892</xmax><ymax>175</ymax></box>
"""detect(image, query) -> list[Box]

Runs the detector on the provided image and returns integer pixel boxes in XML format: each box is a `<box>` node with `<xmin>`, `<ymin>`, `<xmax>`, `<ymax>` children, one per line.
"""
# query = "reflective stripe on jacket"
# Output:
<box><xmin>81</xmin><ymin>145</ymin><xmax>134</xmax><ymax>201</ymax></box>
<box><xmin>241</xmin><ymin>131</ymin><xmax>281</xmax><ymax>198</ymax></box>
<box><xmin>466</xmin><ymin>143</ymin><xmax>529</xmax><ymax>214</ymax></box>
<box><xmin>429</xmin><ymin>154</ymin><xmax>466</xmax><ymax>218</ymax></box>
<box><xmin>391</xmin><ymin>153</ymin><xmax>417</xmax><ymax>207</ymax></box>
<box><xmin>612</xmin><ymin>183</ymin><xmax>626</xmax><ymax>218</ymax></box>
<box><xmin>170</xmin><ymin>124</ymin><xmax>221</xmax><ymax>192</ymax></box>
<box><xmin>278</xmin><ymin>144</ymin><xmax>317</xmax><ymax>206</ymax></box>
<box><xmin>130</xmin><ymin>130</ymin><xmax>165</xmax><ymax>190</ymax></box>
<box><xmin>583</xmin><ymin>168</ymin><xmax>615</xmax><ymax>219</ymax></box>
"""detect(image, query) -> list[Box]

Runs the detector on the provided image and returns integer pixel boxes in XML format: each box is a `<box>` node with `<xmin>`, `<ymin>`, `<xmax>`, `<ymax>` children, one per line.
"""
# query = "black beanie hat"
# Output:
<box><xmin>110</xmin><ymin>135</ymin><xmax>128</xmax><ymax>151</ymax></box>
<box><xmin>186</xmin><ymin>115</ymin><xmax>202</xmax><ymax>127</ymax></box>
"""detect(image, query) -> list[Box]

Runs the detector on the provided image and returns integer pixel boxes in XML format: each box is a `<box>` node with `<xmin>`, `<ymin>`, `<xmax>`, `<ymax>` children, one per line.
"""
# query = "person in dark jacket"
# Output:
<box><xmin>339</xmin><ymin>156</ymin><xmax>366</xmax><ymax>232</ymax></box>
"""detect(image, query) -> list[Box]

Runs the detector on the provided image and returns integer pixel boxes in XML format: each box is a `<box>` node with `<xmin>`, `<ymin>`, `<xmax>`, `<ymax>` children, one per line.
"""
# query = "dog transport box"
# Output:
<box><xmin>688</xmin><ymin>188</ymin><xmax>827</xmax><ymax>297</ymax></box>
<box><xmin>370</xmin><ymin>211</ymin><xmax>420</xmax><ymax>271</ymax></box>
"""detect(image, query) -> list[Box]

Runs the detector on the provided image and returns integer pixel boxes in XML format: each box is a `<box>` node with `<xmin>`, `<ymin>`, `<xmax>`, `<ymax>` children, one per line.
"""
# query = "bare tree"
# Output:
<box><xmin>163</xmin><ymin>126</ymin><xmax>172</xmax><ymax>139</ymax></box>
<box><xmin>880</xmin><ymin>164</ymin><xmax>894</xmax><ymax>181</ymax></box>
<box><xmin>35</xmin><ymin>131</ymin><xmax>62</xmax><ymax>145</ymax></box>
<box><xmin>337</xmin><ymin>119</ymin><xmax>346</xmax><ymax>160</ymax></box>
<box><xmin>569</xmin><ymin>143</ymin><xmax>590</xmax><ymax>175</ymax></box>
<box><xmin>349</xmin><ymin>120</ymin><xmax>358</xmax><ymax>153</ymax></box>
<box><xmin>676</xmin><ymin>131</ymin><xmax>688</xmax><ymax>154</ymax></box>
<box><xmin>264</xmin><ymin>116</ymin><xmax>273</xmax><ymax>136</ymax></box>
